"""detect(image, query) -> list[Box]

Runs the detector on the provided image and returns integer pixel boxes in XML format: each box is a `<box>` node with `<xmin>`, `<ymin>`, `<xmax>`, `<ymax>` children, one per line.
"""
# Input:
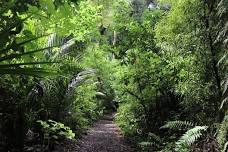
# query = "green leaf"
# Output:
<box><xmin>0</xmin><ymin>46</ymin><xmax>59</xmax><ymax>62</ymax></box>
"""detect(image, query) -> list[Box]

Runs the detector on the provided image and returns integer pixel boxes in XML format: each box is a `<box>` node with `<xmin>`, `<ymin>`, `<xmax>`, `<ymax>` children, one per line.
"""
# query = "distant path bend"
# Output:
<box><xmin>75</xmin><ymin>113</ymin><xmax>134</xmax><ymax>152</ymax></box>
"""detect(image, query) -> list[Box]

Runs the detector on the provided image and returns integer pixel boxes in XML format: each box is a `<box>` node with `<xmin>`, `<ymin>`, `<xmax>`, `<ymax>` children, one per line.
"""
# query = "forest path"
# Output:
<box><xmin>74</xmin><ymin>113</ymin><xmax>134</xmax><ymax>152</ymax></box>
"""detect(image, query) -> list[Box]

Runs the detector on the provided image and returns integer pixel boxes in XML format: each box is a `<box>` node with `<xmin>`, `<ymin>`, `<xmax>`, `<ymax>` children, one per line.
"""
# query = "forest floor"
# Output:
<box><xmin>56</xmin><ymin>113</ymin><xmax>134</xmax><ymax>152</ymax></box>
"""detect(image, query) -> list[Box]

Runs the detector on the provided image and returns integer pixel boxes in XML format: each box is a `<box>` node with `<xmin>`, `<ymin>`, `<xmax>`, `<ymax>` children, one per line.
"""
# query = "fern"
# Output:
<box><xmin>175</xmin><ymin>126</ymin><xmax>208</xmax><ymax>151</ymax></box>
<box><xmin>217</xmin><ymin>115</ymin><xmax>228</xmax><ymax>150</ymax></box>
<box><xmin>222</xmin><ymin>141</ymin><xmax>228</xmax><ymax>152</ymax></box>
<box><xmin>137</xmin><ymin>133</ymin><xmax>161</xmax><ymax>150</ymax></box>
<box><xmin>220</xmin><ymin>77</ymin><xmax>228</xmax><ymax>110</ymax></box>
<box><xmin>138</xmin><ymin>141</ymin><xmax>155</xmax><ymax>147</ymax></box>
<box><xmin>148</xmin><ymin>132</ymin><xmax>162</xmax><ymax>143</ymax></box>
<box><xmin>161</xmin><ymin>121</ymin><xmax>208</xmax><ymax>151</ymax></box>
<box><xmin>138</xmin><ymin>141</ymin><xmax>157</xmax><ymax>151</ymax></box>
<box><xmin>161</xmin><ymin>120</ymin><xmax>195</xmax><ymax>130</ymax></box>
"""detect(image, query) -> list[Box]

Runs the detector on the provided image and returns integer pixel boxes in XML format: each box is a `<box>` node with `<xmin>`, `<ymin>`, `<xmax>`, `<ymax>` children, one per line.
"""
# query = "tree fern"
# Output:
<box><xmin>161</xmin><ymin>120</ymin><xmax>195</xmax><ymax>130</ymax></box>
<box><xmin>175</xmin><ymin>126</ymin><xmax>208</xmax><ymax>151</ymax></box>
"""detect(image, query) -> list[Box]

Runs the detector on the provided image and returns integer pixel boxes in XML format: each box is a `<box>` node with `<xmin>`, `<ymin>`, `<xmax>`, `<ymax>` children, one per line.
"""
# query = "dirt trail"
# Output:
<box><xmin>74</xmin><ymin>113</ymin><xmax>134</xmax><ymax>152</ymax></box>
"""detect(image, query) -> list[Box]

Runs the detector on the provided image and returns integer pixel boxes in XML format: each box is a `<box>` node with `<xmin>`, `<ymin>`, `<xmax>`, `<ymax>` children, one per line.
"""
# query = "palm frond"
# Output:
<box><xmin>0</xmin><ymin>34</ymin><xmax>51</xmax><ymax>54</ymax></box>
<box><xmin>0</xmin><ymin>46</ymin><xmax>58</xmax><ymax>62</ymax></box>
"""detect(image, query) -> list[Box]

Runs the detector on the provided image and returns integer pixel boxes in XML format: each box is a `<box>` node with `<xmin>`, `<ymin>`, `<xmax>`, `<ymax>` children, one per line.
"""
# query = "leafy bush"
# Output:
<box><xmin>115</xmin><ymin>102</ymin><xmax>143</xmax><ymax>136</ymax></box>
<box><xmin>37</xmin><ymin>120</ymin><xmax>75</xmax><ymax>140</ymax></box>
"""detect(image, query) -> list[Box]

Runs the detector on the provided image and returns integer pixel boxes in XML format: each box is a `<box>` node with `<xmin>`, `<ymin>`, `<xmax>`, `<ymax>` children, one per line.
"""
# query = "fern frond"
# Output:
<box><xmin>222</xmin><ymin>141</ymin><xmax>228</xmax><ymax>152</ymax></box>
<box><xmin>138</xmin><ymin>141</ymin><xmax>155</xmax><ymax>147</ymax></box>
<box><xmin>175</xmin><ymin>126</ymin><xmax>208</xmax><ymax>151</ymax></box>
<box><xmin>148</xmin><ymin>132</ymin><xmax>162</xmax><ymax>143</ymax></box>
<box><xmin>160</xmin><ymin>121</ymin><xmax>195</xmax><ymax>130</ymax></box>
<box><xmin>217</xmin><ymin>115</ymin><xmax>228</xmax><ymax>149</ymax></box>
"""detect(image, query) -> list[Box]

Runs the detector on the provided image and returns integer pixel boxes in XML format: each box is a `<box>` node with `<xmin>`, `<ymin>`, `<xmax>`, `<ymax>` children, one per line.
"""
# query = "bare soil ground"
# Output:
<box><xmin>73</xmin><ymin>113</ymin><xmax>134</xmax><ymax>152</ymax></box>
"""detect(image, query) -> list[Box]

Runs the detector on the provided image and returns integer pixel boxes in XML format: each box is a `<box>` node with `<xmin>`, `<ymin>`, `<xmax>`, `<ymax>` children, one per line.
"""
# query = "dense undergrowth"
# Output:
<box><xmin>0</xmin><ymin>0</ymin><xmax>227</xmax><ymax>152</ymax></box>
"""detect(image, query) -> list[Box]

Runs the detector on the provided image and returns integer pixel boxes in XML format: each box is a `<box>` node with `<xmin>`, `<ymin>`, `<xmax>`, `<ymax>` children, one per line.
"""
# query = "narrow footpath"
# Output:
<box><xmin>74</xmin><ymin>113</ymin><xmax>134</xmax><ymax>152</ymax></box>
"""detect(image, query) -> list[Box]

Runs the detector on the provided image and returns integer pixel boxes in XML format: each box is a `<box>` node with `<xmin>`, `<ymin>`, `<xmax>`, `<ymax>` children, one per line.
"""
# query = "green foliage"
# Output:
<box><xmin>216</xmin><ymin>0</ymin><xmax>228</xmax><ymax>112</ymax></box>
<box><xmin>175</xmin><ymin>126</ymin><xmax>208</xmax><ymax>152</ymax></box>
<box><xmin>37</xmin><ymin>120</ymin><xmax>75</xmax><ymax>140</ymax></box>
<box><xmin>115</xmin><ymin>102</ymin><xmax>143</xmax><ymax>136</ymax></box>
<box><xmin>0</xmin><ymin>3</ymin><xmax>56</xmax><ymax>76</ymax></box>
<box><xmin>36</xmin><ymin>119</ymin><xmax>75</xmax><ymax>151</ymax></box>
<box><xmin>0</xmin><ymin>0</ymin><xmax>227</xmax><ymax>151</ymax></box>
<box><xmin>0</xmin><ymin>0</ymin><xmax>106</xmax><ymax>151</ymax></box>
<box><xmin>113</xmin><ymin>3</ymin><xmax>168</xmax><ymax>134</ymax></box>
<box><xmin>162</xmin><ymin>121</ymin><xmax>208</xmax><ymax>152</ymax></box>
<box><xmin>158</xmin><ymin>142</ymin><xmax>176</xmax><ymax>152</ymax></box>
<box><xmin>161</xmin><ymin>121</ymin><xmax>195</xmax><ymax>130</ymax></box>
<box><xmin>27</xmin><ymin>0</ymin><xmax>100</xmax><ymax>39</ymax></box>
<box><xmin>217</xmin><ymin>115</ymin><xmax>228</xmax><ymax>150</ymax></box>
<box><xmin>216</xmin><ymin>0</ymin><xmax>228</xmax><ymax>46</ymax></box>
<box><xmin>222</xmin><ymin>141</ymin><xmax>228</xmax><ymax>152</ymax></box>
<box><xmin>155</xmin><ymin>0</ymin><xmax>227</xmax><ymax>125</ymax></box>
<box><xmin>67</xmin><ymin>81</ymin><xmax>102</xmax><ymax>130</ymax></box>
<box><xmin>137</xmin><ymin>132</ymin><xmax>162</xmax><ymax>151</ymax></box>
<box><xmin>138</xmin><ymin>141</ymin><xmax>155</xmax><ymax>151</ymax></box>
